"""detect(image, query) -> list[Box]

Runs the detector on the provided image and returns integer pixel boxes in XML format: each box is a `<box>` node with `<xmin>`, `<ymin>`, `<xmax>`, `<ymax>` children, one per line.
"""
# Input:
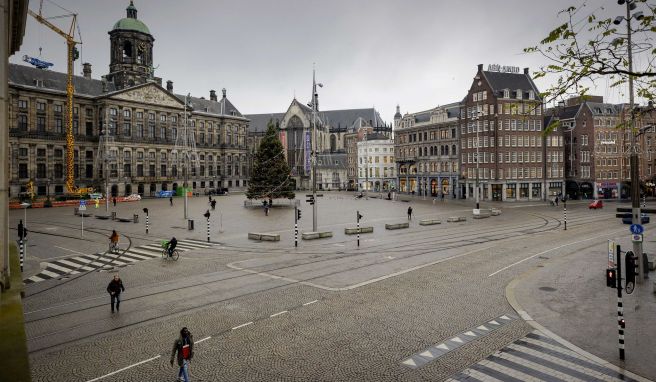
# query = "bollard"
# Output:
<box><xmin>19</xmin><ymin>238</ymin><xmax>24</xmax><ymax>272</ymax></box>
<box><xmin>564</xmin><ymin>201</ymin><xmax>567</xmax><ymax>231</ymax></box>
<box><xmin>294</xmin><ymin>223</ymin><xmax>298</xmax><ymax>248</ymax></box>
<box><xmin>207</xmin><ymin>217</ymin><xmax>210</xmax><ymax>242</ymax></box>
<box><xmin>617</xmin><ymin>244</ymin><xmax>625</xmax><ymax>360</ymax></box>
<box><xmin>188</xmin><ymin>219</ymin><xmax>194</xmax><ymax>230</ymax></box>
<box><xmin>133</xmin><ymin>214</ymin><xmax>139</xmax><ymax>223</ymax></box>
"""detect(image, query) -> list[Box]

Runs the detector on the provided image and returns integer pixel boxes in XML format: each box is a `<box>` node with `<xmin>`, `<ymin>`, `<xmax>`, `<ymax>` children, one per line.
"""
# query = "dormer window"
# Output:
<box><xmin>516</xmin><ymin>89</ymin><xmax>522</xmax><ymax>100</ymax></box>
<box><xmin>503</xmin><ymin>89</ymin><xmax>510</xmax><ymax>98</ymax></box>
<box><xmin>528</xmin><ymin>90</ymin><xmax>535</xmax><ymax>100</ymax></box>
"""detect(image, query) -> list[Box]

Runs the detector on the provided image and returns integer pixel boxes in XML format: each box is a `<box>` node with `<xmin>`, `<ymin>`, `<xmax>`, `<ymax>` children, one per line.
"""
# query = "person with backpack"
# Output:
<box><xmin>171</xmin><ymin>327</ymin><xmax>194</xmax><ymax>382</ymax></box>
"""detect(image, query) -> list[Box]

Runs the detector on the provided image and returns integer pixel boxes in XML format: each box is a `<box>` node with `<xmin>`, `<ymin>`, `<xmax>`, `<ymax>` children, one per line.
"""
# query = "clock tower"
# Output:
<box><xmin>106</xmin><ymin>1</ymin><xmax>155</xmax><ymax>90</ymax></box>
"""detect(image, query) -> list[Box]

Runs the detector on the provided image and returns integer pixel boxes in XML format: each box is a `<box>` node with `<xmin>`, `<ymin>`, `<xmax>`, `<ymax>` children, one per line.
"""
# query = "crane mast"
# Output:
<box><xmin>28</xmin><ymin>5</ymin><xmax>81</xmax><ymax>194</ymax></box>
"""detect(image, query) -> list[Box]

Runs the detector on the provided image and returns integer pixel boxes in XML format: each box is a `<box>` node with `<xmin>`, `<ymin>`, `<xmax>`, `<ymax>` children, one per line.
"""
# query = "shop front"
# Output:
<box><xmin>506</xmin><ymin>183</ymin><xmax>517</xmax><ymax>200</ymax></box>
<box><xmin>531</xmin><ymin>183</ymin><xmax>542</xmax><ymax>200</ymax></box>
<box><xmin>597</xmin><ymin>181</ymin><xmax>618</xmax><ymax>199</ymax></box>
<box><xmin>492</xmin><ymin>184</ymin><xmax>502</xmax><ymax>201</ymax></box>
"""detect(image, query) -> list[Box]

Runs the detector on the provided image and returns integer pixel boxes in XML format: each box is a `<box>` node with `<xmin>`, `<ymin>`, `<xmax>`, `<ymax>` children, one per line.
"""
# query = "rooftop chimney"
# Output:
<box><xmin>101</xmin><ymin>76</ymin><xmax>108</xmax><ymax>92</ymax></box>
<box><xmin>524</xmin><ymin>67</ymin><xmax>529</xmax><ymax>75</ymax></box>
<box><xmin>210</xmin><ymin>89</ymin><xmax>217</xmax><ymax>101</ymax></box>
<box><xmin>166</xmin><ymin>80</ymin><xmax>173</xmax><ymax>92</ymax></box>
<box><xmin>478</xmin><ymin>64</ymin><xmax>483</xmax><ymax>71</ymax></box>
<box><xmin>82</xmin><ymin>63</ymin><xmax>92</xmax><ymax>79</ymax></box>
<box><xmin>222</xmin><ymin>88</ymin><xmax>226</xmax><ymax>99</ymax></box>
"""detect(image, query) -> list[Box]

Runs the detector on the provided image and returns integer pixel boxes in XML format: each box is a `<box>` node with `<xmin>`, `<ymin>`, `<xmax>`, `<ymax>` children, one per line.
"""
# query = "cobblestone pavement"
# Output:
<box><xmin>13</xmin><ymin>193</ymin><xmax>638</xmax><ymax>381</ymax></box>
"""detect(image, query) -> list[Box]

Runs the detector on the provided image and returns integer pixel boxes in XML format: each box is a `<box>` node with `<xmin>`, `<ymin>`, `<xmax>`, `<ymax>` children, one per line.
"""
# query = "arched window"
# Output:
<box><xmin>123</xmin><ymin>40</ymin><xmax>132</xmax><ymax>59</ymax></box>
<box><xmin>330</xmin><ymin>134</ymin><xmax>337</xmax><ymax>152</ymax></box>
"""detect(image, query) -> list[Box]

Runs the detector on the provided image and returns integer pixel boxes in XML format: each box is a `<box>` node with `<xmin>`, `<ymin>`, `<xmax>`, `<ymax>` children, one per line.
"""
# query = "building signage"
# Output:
<box><xmin>600</xmin><ymin>140</ymin><xmax>616</xmax><ymax>145</ymax></box>
<box><xmin>304</xmin><ymin>131</ymin><xmax>311</xmax><ymax>175</ymax></box>
<box><xmin>487</xmin><ymin>64</ymin><xmax>520</xmax><ymax>73</ymax></box>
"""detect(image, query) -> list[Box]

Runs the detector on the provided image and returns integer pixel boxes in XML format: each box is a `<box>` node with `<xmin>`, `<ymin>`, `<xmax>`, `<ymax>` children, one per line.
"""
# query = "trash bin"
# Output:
<box><xmin>188</xmin><ymin>219</ymin><xmax>194</xmax><ymax>230</ymax></box>
<box><xmin>133</xmin><ymin>214</ymin><xmax>139</xmax><ymax>223</ymax></box>
<box><xmin>111</xmin><ymin>211</ymin><xmax>117</xmax><ymax>220</ymax></box>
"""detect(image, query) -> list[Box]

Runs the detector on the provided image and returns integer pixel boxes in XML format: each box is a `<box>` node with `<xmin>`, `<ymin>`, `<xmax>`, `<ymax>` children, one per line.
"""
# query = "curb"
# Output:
<box><xmin>505</xmin><ymin>269</ymin><xmax>653</xmax><ymax>382</ymax></box>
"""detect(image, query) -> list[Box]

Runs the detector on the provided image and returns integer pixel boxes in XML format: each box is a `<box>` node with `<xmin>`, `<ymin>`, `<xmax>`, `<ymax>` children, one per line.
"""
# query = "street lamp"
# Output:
<box><xmin>614</xmin><ymin>0</ymin><xmax>647</xmax><ymax>283</ymax></box>
<box><xmin>472</xmin><ymin>110</ymin><xmax>482</xmax><ymax>209</ymax></box>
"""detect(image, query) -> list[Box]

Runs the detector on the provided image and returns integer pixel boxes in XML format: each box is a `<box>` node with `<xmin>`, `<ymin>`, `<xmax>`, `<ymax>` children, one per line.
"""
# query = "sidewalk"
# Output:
<box><xmin>508</xmin><ymin>237</ymin><xmax>656</xmax><ymax>380</ymax></box>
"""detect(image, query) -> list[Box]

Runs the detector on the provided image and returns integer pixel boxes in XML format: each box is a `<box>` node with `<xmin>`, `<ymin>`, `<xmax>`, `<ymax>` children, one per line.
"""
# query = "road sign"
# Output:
<box><xmin>632</xmin><ymin>234</ymin><xmax>643</xmax><ymax>243</ymax></box>
<box><xmin>630</xmin><ymin>224</ymin><xmax>644</xmax><ymax>235</ymax></box>
<box><xmin>78</xmin><ymin>205</ymin><xmax>87</xmax><ymax>211</ymax></box>
<box><xmin>80</xmin><ymin>200</ymin><xmax>86</xmax><ymax>206</ymax></box>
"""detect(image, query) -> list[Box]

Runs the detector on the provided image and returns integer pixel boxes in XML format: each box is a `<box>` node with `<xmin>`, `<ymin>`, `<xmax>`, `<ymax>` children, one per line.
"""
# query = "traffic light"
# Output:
<box><xmin>625</xmin><ymin>251</ymin><xmax>637</xmax><ymax>293</ymax></box>
<box><xmin>142</xmin><ymin>207</ymin><xmax>149</xmax><ymax>214</ymax></box>
<box><xmin>72</xmin><ymin>46</ymin><xmax>80</xmax><ymax>61</ymax></box>
<box><xmin>606</xmin><ymin>268</ymin><xmax>617</xmax><ymax>288</ymax></box>
<box><xmin>204</xmin><ymin>210</ymin><xmax>211</xmax><ymax>219</ymax></box>
<box><xmin>297</xmin><ymin>208</ymin><xmax>302</xmax><ymax>221</ymax></box>
<box><xmin>306</xmin><ymin>195</ymin><xmax>315</xmax><ymax>205</ymax></box>
<box><xmin>357</xmin><ymin>211</ymin><xmax>363</xmax><ymax>222</ymax></box>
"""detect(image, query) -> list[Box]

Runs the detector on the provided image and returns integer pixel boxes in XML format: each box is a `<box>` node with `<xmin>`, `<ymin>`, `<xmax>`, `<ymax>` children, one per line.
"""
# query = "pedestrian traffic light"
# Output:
<box><xmin>297</xmin><ymin>209</ymin><xmax>302</xmax><ymax>220</ymax></box>
<box><xmin>625</xmin><ymin>251</ymin><xmax>637</xmax><ymax>293</ymax></box>
<box><xmin>606</xmin><ymin>268</ymin><xmax>617</xmax><ymax>288</ymax></box>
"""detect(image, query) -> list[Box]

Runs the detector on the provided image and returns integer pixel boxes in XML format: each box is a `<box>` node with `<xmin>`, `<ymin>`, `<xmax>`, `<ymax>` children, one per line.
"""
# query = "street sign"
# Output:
<box><xmin>632</xmin><ymin>234</ymin><xmax>643</xmax><ymax>243</ymax></box>
<box><xmin>80</xmin><ymin>200</ymin><xmax>86</xmax><ymax>206</ymax></box>
<box><xmin>78</xmin><ymin>205</ymin><xmax>87</xmax><ymax>211</ymax></box>
<box><xmin>630</xmin><ymin>224</ymin><xmax>644</xmax><ymax>235</ymax></box>
<box><xmin>608</xmin><ymin>240</ymin><xmax>615</xmax><ymax>267</ymax></box>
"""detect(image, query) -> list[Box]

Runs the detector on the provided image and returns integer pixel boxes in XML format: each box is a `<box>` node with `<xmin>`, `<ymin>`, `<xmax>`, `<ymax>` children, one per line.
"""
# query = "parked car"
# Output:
<box><xmin>208</xmin><ymin>188</ymin><xmax>229</xmax><ymax>195</ymax></box>
<box><xmin>588</xmin><ymin>200</ymin><xmax>603</xmax><ymax>209</ymax></box>
<box><xmin>126</xmin><ymin>193</ymin><xmax>142</xmax><ymax>201</ymax></box>
<box><xmin>622</xmin><ymin>213</ymin><xmax>650</xmax><ymax>224</ymax></box>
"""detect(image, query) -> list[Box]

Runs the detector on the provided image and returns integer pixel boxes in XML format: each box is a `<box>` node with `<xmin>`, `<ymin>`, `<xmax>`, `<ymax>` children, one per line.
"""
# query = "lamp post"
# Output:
<box><xmin>614</xmin><ymin>0</ymin><xmax>646</xmax><ymax>283</ymax></box>
<box><xmin>310</xmin><ymin>68</ymin><xmax>323</xmax><ymax>232</ymax></box>
<box><xmin>472</xmin><ymin>110</ymin><xmax>482</xmax><ymax>209</ymax></box>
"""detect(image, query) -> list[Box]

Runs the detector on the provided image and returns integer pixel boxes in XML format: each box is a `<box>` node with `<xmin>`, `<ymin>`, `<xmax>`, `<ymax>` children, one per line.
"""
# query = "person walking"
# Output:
<box><xmin>210</xmin><ymin>199</ymin><xmax>216</xmax><ymax>210</ymax></box>
<box><xmin>112</xmin><ymin>197</ymin><xmax>117</xmax><ymax>207</ymax></box>
<box><xmin>441</xmin><ymin>192</ymin><xmax>445</xmax><ymax>202</ymax></box>
<box><xmin>407</xmin><ymin>206</ymin><xmax>413</xmax><ymax>220</ymax></box>
<box><xmin>106</xmin><ymin>274</ymin><xmax>125</xmax><ymax>313</ymax></box>
<box><xmin>171</xmin><ymin>327</ymin><xmax>194</xmax><ymax>382</ymax></box>
<box><xmin>170</xmin><ymin>196</ymin><xmax>173</xmax><ymax>206</ymax></box>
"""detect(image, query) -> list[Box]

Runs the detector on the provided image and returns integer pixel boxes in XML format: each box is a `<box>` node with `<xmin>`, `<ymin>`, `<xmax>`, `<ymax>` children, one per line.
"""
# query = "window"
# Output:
<box><xmin>17</xmin><ymin>114</ymin><xmax>27</xmax><ymax>130</ymax></box>
<box><xmin>161</xmin><ymin>164</ymin><xmax>167</xmax><ymax>176</ymax></box>
<box><xmin>54</xmin><ymin>163</ymin><xmax>63</xmax><ymax>178</ymax></box>
<box><xmin>137</xmin><ymin>164</ymin><xmax>144</xmax><ymax>177</ymax></box>
<box><xmin>19</xmin><ymin>163</ymin><xmax>28</xmax><ymax>178</ymax></box>
<box><xmin>149</xmin><ymin>113</ymin><xmax>155</xmax><ymax>121</ymax></box>
<box><xmin>123</xmin><ymin>109</ymin><xmax>131</xmax><ymax>118</ymax></box>
<box><xmin>160</xmin><ymin>114</ymin><xmax>166</xmax><ymax>122</ymax></box>
<box><xmin>123</xmin><ymin>122</ymin><xmax>131</xmax><ymax>136</ymax></box>
<box><xmin>54</xmin><ymin>148</ymin><xmax>63</xmax><ymax>157</ymax></box>
<box><xmin>53</xmin><ymin>104</ymin><xmax>63</xmax><ymax>113</ymax></box>
<box><xmin>18</xmin><ymin>99</ymin><xmax>28</xmax><ymax>109</ymax></box>
<box><xmin>110</xmin><ymin>108</ymin><xmax>118</xmax><ymax>116</ymax></box>
<box><xmin>37</xmin><ymin>148</ymin><xmax>46</xmax><ymax>157</ymax></box>
<box><xmin>37</xmin><ymin>116</ymin><xmax>46</xmax><ymax>132</ymax></box>
<box><xmin>137</xmin><ymin>111</ymin><xmax>144</xmax><ymax>119</ymax></box>
<box><xmin>36</xmin><ymin>102</ymin><xmax>46</xmax><ymax>112</ymax></box>
<box><xmin>124</xmin><ymin>164</ymin><xmax>131</xmax><ymax>177</ymax></box>
<box><xmin>136</xmin><ymin>123</ymin><xmax>144</xmax><ymax>138</ymax></box>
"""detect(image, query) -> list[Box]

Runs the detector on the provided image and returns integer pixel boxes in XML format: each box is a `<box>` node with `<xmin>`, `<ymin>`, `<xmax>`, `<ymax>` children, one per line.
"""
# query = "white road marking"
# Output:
<box><xmin>303</xmin><ymin>300</ymin><xmax>318</xmax><ymax>306</ymax></box>
<box><xmin>86</xmin><ymin>355</ymin><xmax>160</xmax><ymax>382</ymax></box>
<box><xmin>270</xmin><ymin>310</ymin><xmax>288</xmax><ymax>317</ymax></box>
<box><xmin>54</xmin><ymin>246</ymin><xmax>87</xmax><ymax>256</ymax></box>
<box><xmin>402</xmin><ymin>358</ymin><xmax>417</xmax><ymax>367</ymax></box>
<box><xmin>435</xmin><ymin>343</ymin><xmax>449</xmax><ymax>350</ymax></box>
<box><xmin>231</xmin><ymin>321</ymin><xmax>253</xmax><ymax>330</ymax></box>
<box><xmin>196</xmin><ymin>336</ymin><xmax>211</xmax><ymax>344</ymax></box>
<box><xmin>488</xmin><ymin>228</ymin><xmax>625</xmax><ymax>277</ymax></box>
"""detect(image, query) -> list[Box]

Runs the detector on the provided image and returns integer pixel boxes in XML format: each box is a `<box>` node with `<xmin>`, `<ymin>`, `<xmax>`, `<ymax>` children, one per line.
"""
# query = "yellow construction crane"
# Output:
<box><xmin>28</xmin><ymin>2</ymin><xmax>87</xmax><ymax>194</ymax></box>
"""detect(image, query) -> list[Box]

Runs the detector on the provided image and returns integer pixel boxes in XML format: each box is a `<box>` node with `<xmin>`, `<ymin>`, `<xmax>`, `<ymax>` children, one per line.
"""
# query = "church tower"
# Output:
<box><xmin>106</xmin><ymin>1</ymin><xmax>155</xmax><ymax>89</ymax></box>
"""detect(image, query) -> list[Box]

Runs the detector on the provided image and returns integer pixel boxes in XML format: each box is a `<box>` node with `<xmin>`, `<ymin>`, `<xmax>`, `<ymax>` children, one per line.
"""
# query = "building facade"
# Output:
<box><xmin>460</xmin><ymin>64</ymin><xmax>564</xmax><ymax>201</ymax></box>
<box><xmin>8</xmin><ymin>2</ymin><xmax>249</xmax><ymax>197</ymax></box>
<box><xmin>357</xmin><ymin>134</ymin><xmax>395</xmax><ymax>192</ymax></box>
<box><xmin>394</xmin><ymin>103</ymin><xmax>460</xmax><ymax>197</ymax></box>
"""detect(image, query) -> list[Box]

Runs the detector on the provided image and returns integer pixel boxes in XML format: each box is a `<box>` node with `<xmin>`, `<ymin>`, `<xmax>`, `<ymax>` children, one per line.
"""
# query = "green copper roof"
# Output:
<box><xmin>112</xmin><ymin>17</ymin><xmax>150</xmax><ymax>34</ymax></box>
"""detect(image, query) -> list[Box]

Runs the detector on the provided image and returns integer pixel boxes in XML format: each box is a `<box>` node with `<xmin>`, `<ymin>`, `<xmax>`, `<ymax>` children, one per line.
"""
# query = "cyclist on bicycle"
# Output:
<box><xmin>167</xmin><ymin>236</ymin><xmax>178</xmax><ymax>257</ymax></box>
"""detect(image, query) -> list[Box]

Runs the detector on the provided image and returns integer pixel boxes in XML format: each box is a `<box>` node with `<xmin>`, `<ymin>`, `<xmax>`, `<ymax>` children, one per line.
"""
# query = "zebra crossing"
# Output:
<box><xmin>447</xmin><ymin>330</ymin><xmax>638</xmax><ymax>382</ymax></box>
<box><xmin>24</xmin><ymin>239</ymin><xmax>213</xmax><ymax>284</ymax></box>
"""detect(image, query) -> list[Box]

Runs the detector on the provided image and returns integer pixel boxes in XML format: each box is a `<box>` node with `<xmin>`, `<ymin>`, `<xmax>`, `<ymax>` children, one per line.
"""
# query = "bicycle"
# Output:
<box><xmin>161</xmin><ymin>240</ymin><xmax>179</xmax><ymax>261</ymax></box>
<box><xmin>109</xmin><ymin>241</ymin><xmax>120</xmax><ymax>254</ymax></box>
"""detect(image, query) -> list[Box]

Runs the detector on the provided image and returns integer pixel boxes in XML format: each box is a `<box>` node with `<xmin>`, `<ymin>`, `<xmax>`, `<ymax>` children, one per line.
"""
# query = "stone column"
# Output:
<box><xmin>502</xmin><ymin>183</ymin><xmax>507</xmax><ymax>201</ymax></box>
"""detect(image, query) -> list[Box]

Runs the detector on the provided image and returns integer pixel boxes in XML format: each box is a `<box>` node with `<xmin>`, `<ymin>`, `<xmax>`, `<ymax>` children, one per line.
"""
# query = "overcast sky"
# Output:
<box><xmin>11</xmin><ymin>0</ymin><xmax>639</xmax><ymax>122</ymax></box>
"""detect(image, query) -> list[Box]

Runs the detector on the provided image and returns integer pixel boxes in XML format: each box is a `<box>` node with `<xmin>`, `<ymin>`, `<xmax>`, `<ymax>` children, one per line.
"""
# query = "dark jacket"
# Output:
<box><xmin>169</xmin><ymin>238</ymin><xmax>177</xmax><ymax>250</ymax></box>
<box><xmin>171</xmin><ymin>334</ymin><xmax>194</xmax><ymax>366</ymax></box>
<box><xmin>106</xmin><ymin>279</ymin><xmax>125</xmax><ymax>295</ymax></box>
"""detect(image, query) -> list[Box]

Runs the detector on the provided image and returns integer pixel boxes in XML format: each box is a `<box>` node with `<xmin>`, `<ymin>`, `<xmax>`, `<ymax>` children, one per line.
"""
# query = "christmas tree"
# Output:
<box><xmin>246</xmin><ymin>120</ymin><xmax>295</xmax><ymax>199</ymax></box>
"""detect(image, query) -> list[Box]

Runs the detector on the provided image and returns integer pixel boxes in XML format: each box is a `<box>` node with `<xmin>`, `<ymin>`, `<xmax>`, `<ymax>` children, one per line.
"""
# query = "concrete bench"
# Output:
<box><xmin>473</xmin><ymin>209</ymin><xmax>492</xmax><ymax>219</ymax></box>
<box><xmin>419</xmin><ymin>219</ymin><xmax>442</xmax><ymax>226</ymax></box>
<box><xmin>248</xmin><ymin>232</ymin><xmax>281</xmax><ymax>241</ymax></box>
<box><xmin>302</xmin><ymin>231</ymin><xmax>333</xmax><ymax>240</ymax></box>
<box><xmin>385</xmin><ymin>222</ymin><xmax>409</xmax><ymax>230</ymax></box>
<box><xmin>344</xmin><ymin>227</ymin><xmax>374</xmax><ymax>235</ymax></box>
<box><xmin>95</xmin><ymin>214</ymin><xmax>111</xmax><ymax>220</ymax></box>
<box><xmin>491</xmin><ymin>208</ymin><xmax>502</xmax><ymax>216</ymax></box>
<box><xmin>116</xmin><ymin>217</ymin><xmax>134</xmax><ymax>223</ymax></box>
<box><xmin>447</xmin><ymin>216</ymin><xmax>467</xmax><ymax>223</ymax></box>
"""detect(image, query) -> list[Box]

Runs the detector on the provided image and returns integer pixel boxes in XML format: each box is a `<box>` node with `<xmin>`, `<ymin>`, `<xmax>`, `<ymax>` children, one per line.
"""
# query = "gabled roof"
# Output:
<box><xmin>9</xmin><ymin>63</ymin><xmax>117</xmax><ymax>96</ymax></box>
<box><xmin>176</xmin><ymin>94</ymin><xmax>244</xmax><ymax>118</ymax></box>
<box><xmin>481</xmin><ymin>70</ymin><xmax>541</xmax><ymax>100</ymax></box>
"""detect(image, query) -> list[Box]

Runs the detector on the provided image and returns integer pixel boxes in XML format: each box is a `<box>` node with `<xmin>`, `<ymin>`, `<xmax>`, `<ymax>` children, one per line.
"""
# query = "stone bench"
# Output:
<box><xmin>491</xmin><ymin>208</ymin><xmax>502</xmax><ymax>216</ymax></box>
<box><xmin>419</xmin><ymin>219</ymin><xmax>442</xmax><ymax>226</ymax></box>
<box><xmin>344</xmin><ymin>227</ymin><xmax>374</xmax><ymax>235</ymax></box>
<box><xmin>302</xmin><ymin>231</ymin><xmax>333</xmax><ymax>240</ymax></box>
<box><xmin>116</xmin><ymin>217</ymin><xmax>134</xmax><ymax>223</ymax></box>
<box><xmin>95</xmin><ymin>214</ymin><xmax>111</xmax><ymax>220</ymax></box>
<box><xmin>385</xmin><ymin>222</ymin><xmax>409</xmax><ymax>230</ymax></box>
<box><xmin>447</xmin><ymin>216</ymin><xmax>467</xmax><ymax>223</ymax></box>
<box><xmin>473</xmin><ymin>209</ymin><xmax>492</xmax><ymax>219</ymax></box>
<box><xmin>248</xmin><ymin>232</ymin><xmax>281</xmax><ymax>241</ymax></box>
